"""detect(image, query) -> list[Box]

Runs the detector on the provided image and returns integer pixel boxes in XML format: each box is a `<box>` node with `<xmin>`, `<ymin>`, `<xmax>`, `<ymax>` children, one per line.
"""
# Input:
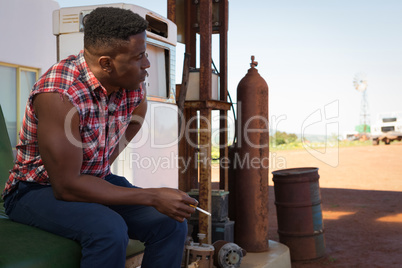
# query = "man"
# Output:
<box><xmin>2</xmin><ymin>7</ymin><xmax>196</xmax><ymax>268</ymax></box>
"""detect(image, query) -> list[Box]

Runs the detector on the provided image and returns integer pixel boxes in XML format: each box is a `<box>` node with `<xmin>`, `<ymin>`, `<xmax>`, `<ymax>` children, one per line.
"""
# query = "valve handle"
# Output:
<box><xmin>250</xmin><ymin>55</ymin><xmax>258</xmax><ymax>68</ymax></box>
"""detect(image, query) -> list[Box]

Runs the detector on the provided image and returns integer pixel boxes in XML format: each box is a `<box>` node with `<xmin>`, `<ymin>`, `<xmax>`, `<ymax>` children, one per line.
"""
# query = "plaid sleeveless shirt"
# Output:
<box><xmin>2</xmin><ymin>51</ymin><xmax>144</xmax><ymax>199</ymax></box>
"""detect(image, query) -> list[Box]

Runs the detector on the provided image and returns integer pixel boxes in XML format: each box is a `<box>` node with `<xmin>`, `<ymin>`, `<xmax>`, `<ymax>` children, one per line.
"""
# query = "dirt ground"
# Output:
<box><xmin>212</xmin><ymin>143</ymin><xmax>402</xmax><ymax>267</ymax></box>
<box><xmin>267</xmin><ymin>143</ymin><xmax>402</xmax><ymax>267</ymax></box>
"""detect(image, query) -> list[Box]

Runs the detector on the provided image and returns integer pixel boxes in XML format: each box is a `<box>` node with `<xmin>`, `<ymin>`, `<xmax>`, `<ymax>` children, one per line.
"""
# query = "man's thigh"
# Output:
<box><xmin>6</xmin><ymin>181</ymin><xmax>127</xmax><ymax>241</ymax></box>
<box><xmin>105</xmin><ymin>174</ymin><xmax>181</xmax><ymax>242</ymax></box>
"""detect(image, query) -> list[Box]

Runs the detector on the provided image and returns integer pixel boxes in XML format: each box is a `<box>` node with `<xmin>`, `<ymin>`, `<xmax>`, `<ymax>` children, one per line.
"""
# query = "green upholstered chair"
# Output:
<box><xmin>0</xmin><ymin>105</ymin><xmax>144</xmax><ymax>267</ymax></box>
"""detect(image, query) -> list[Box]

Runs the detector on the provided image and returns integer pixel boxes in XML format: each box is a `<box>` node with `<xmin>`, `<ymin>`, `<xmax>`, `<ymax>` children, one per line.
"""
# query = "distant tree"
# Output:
<box><xmin>270</xmin><ymin>131</ymin><xmax>299</xmax><ymax>146</ymax></box>
<box><xmin>287</xmin><ymin>133</ymin><xmax>298</xmax><ymax>143</ymax></box>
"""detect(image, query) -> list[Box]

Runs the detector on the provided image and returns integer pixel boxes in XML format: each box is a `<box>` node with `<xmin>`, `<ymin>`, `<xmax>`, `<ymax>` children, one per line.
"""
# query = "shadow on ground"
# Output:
<box><xmin>268</xmin><ymin>186</ymin><xmax>402</xmax><ymax>268</ymax></box>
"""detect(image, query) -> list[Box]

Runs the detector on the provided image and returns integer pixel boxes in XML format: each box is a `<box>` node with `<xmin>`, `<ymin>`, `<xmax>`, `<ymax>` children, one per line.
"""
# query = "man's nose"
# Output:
<box><xmin>143</xmin><ymin>53</ymin><xmax>150</xmax><ymax>69</ymax></box>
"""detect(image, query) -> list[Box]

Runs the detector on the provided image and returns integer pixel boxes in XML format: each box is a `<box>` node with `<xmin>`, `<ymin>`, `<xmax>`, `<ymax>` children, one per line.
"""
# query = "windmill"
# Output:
<box><xmin>353</xmin><ymin>73</ymin><xmax>370</xmax><ymax>137</ymax></box>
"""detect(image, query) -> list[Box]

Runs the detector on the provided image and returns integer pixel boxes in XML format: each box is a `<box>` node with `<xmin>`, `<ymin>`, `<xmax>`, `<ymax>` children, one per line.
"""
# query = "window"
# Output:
<box><xmin>0</xmin><ymin>62</ymin><xmax>39</xmax><ymax>148</ymax></box>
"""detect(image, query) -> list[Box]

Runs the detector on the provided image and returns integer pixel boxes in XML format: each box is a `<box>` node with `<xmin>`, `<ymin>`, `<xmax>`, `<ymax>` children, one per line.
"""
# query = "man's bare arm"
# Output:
<box><xmin>34</xmin><ymin>93</ymin><xmax>195</xmax><ymax>222</ymax></box>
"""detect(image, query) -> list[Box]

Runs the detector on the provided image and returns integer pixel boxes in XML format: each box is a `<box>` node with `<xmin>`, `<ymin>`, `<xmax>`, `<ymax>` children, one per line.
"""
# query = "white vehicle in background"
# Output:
<box><xmin>371</xmin><ymin>112</ymin><xmax>402</xmax><ymax>145</ymax></box>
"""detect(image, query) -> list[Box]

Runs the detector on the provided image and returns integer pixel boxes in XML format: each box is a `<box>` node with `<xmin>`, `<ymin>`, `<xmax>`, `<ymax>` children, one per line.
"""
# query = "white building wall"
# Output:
<box><xmin>0</xmin><ymin>0</ymin><xmax>59</xmax><ymax>72</ymax></box>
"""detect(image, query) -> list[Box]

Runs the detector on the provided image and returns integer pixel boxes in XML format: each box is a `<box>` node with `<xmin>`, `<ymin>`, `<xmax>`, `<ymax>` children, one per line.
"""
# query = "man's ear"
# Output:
<box><xmin>99</xmin><ymin>56</ymin><xmax>113</xmax><ymax>73</ymax></box>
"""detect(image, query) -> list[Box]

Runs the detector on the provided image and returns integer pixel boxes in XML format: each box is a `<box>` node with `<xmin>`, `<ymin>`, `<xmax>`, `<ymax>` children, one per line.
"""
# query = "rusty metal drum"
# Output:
<box><xmin>272</xmin><ymin>167</ymin><xmax>325</xmax><ymax>261</ymax></box>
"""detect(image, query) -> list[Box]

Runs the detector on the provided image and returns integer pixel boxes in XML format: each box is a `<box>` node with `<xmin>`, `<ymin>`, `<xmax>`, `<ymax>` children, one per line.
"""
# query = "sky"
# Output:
<box><xmin>56</xmin><ymin>0</ymin><xmax>402</xmax><ymax>137</ymax></box>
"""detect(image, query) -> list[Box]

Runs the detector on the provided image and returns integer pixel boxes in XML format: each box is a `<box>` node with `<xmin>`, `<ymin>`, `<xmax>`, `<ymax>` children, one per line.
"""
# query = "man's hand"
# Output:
<box><xmin>150</xmin><ymin>188</ymin><xmax>198</xmax><ymax>222</ymax></box>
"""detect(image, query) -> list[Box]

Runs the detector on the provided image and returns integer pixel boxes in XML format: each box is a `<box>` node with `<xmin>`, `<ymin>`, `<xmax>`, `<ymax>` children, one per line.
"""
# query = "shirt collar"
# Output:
<box><xmin>76</xmin><ymin>50</ymin><xmax>107</xmax><ymax>94</ymax></box>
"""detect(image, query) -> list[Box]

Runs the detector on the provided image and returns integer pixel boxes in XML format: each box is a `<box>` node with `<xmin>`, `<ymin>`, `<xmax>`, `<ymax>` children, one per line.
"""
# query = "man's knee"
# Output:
<box><xmin>144</xmin><ymin>215</ymin><xmax>187</xmax><ymax>246</ymax></box>
<box><xmin>163</xmin><ymin>217</ymin><xmax>188</xmax><ymax>244</ymax></box>
<box><xmin>79</xmin><ymin>213</ymin><xmax>129</xmax><ymax>267</ymax></box>
<box><xmin>84</xmin><ymin>214</ymin><xmax>129</xmax><ymax>249</ymax></box>
<box><xmin>177</xmin><ymin>219</ymin><xmax>188</xmax><ymax>240</ymax></box>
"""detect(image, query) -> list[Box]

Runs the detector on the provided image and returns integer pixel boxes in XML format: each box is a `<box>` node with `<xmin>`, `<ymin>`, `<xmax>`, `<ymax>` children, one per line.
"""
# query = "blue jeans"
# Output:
<box><xmin>4</xmin><ymin>174</ymin><xmax>187</xmax><ymax>268</ymax></box>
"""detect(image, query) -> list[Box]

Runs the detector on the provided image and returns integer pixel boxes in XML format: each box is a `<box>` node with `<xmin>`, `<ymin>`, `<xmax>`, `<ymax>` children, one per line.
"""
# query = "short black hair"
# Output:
<box><xmin>84</xmin><ymin>7</ymin><xmax>148</xmax><ymax>50</ymax></box>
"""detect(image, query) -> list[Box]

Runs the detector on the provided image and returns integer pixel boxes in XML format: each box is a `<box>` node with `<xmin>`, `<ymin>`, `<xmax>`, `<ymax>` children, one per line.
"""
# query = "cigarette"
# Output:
<box><xmin>190</xmin><ymin>204</ymin><xmax>211</xmax><ymax>216</ymax></box>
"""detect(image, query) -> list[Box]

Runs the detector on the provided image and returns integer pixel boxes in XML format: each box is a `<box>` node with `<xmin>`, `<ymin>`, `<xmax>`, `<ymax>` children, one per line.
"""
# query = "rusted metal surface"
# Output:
<box><xmin>272</xmin><ymin>167</ymin><xmax>326</xmax><ymax>261</ymax></box>
<box><xmin>197</xmin><ymin>0</ymin><xmax>213</xmax><ymax>244</ymax></box>
<box><xmin>219</xmin><ymin>0</ymin><xmax>228</xmax><ymax>103</ymax></box>
<box><xmin>178</xmin><ymin>108</ymin><xmax>199</xmax><ymax>192</ymax></box>
<box><xmin>199</xmin><ymin>0</ymin><xmax>212</xmax><ymax>101</ymax></box>
<box><xmin>219</xmin><ymin>0</ymin><xmax>229</xmax><ymax>191</ymax></box>
<box><xmin>199</xmin><ymin>108</ymin><xmax>212</xmax><ymax>243</ymax></box>
<box><xmin>186</xmin><ymin>0</ymin><xmax>197</xmax><ymax>67</ymax></box>
<box><xmin>186</xmin><ymin>108</ymin><xmax>200</xmax><ymax>191</ymax></box>
<box><xmin>167</xmin><ymin>0</ymin><xmax>176</xmax><ymax>23</ymax></box>
<box><xmin>172</xmin><ymin>0</ymin><xmax>231</xmax><ymax>244</ymax></box>
<box><xmin>230</xmin><ymin>56</ymin><xmax>269</xmax><ymax>252</ymax></box>
<box><xmin>184</xmin><ymin>100</ymin><xmax>231</xmax><ymax>110</ymax></box>
<box><xmin>187</xmin><ymin>109</ymin><xmax>199</xmax><ymax>190</ymax></box>
<box><xmin>185</xmin><ymin>243</ymin><xmax>215</xmax><ymax>268</ymax></box>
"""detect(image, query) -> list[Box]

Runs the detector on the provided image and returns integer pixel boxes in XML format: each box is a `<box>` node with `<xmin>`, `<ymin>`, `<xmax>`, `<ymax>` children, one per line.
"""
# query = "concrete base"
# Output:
<box><xmin>127</xmin><ymin>240</ymin><xmax>290</xmax><ymax>268</ymax></box>
<box><xmin>240</xmin><ymin>240</ymin><xmax>291</xmax><ymax>268</ymax></box>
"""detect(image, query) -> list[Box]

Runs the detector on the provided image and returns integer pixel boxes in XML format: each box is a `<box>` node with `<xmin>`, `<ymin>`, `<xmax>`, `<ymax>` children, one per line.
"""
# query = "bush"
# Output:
<box><xmin>270</xmin><ymin>131</ymin><xmax>298</xmax><ymax>146</ymax></box>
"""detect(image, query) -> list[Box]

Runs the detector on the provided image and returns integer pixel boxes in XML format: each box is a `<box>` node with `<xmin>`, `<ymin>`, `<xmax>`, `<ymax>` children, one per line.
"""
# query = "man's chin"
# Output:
<box><xmin>126</xmin><ymin>84</ymin><xmax>141</xmax><ymax>91</ymax></box>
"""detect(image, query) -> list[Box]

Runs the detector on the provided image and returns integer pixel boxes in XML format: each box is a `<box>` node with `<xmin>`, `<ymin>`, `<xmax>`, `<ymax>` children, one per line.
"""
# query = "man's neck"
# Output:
<box><xmin>84</xmin><ymin>49</ymin><xmax>119</xmax><ymax>96</ymax></box>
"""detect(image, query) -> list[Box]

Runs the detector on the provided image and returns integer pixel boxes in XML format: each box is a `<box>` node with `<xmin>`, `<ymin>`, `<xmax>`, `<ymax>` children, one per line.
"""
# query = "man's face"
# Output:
<box><xmin>110</xmin><ymin>31</ymin><xmax>150</xmax><ymax>91</ymax></box>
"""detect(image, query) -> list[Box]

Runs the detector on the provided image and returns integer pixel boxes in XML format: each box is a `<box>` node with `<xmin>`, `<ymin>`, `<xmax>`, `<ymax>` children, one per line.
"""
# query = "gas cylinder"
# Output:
<box><xmin>229</xmin><ymin>56</ymin><xmax>269</xmax><ymax>252</ymax></box>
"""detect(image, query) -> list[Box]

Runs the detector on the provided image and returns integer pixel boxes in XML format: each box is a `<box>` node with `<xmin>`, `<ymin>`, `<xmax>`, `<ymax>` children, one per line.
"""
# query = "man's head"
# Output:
<box><xmin>83</xmin><ymin>7</ymin><xmax>150</xmax><ymax>92</ymax></box>
<box><xmin>84</xmin><ymin>7</ymin><xmax>148</xmax><ymax>53</ymax></box>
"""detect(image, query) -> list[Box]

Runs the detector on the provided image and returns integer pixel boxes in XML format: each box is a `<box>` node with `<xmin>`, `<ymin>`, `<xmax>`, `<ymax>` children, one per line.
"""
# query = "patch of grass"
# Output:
<box><xmin>270</xmin><ymin>139</ymin><xmax>373</xmax><ymax>152</ymax></box>
<box><xmin>210</xmin><ymin>139</ymin><xmax>374</xmax><ymax>161</ymax></box>
<box><xmin>328</xmin><ymin>256</ymin><xmax>338</xmax><ymax>263</ymax></box>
